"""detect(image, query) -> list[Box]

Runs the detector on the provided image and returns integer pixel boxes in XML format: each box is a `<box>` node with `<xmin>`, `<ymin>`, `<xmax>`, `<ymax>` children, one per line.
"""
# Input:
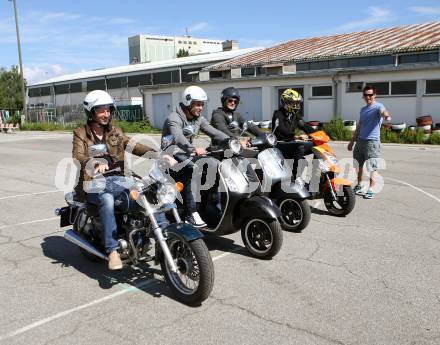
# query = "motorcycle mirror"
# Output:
<box><xmin>240</xmin><ymin>121</ymin><xmax>249</xmax><ymax>137</ymax></box>
<box><xmin>229</xmin><ymin>120</ymin><xmax>239</xmax><ymax>129</ymax></box>
<box><xmin>161</xmin><ymin>134</ymin><xmax>175</xmax><ymax>150</ymax></box>
<box><xmin>88</xmin><ymin>144</ymin><xmax>108</xmax><ymax>158</ymax></box>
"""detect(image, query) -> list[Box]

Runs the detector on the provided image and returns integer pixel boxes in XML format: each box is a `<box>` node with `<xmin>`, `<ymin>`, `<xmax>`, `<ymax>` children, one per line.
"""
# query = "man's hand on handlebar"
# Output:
<box><xmin>295</xmin><ymin>134</ymin><xmax>309</xmax><ymax>141</ymax></box>
<box><xmin>239</xmin><ymin>137</ymin><xmax>251</xmax><ymax>148</ymax></box>
<box><xmin>195</xmin><ymin>147</ymin><xmax>206</xmax><ymax>156</ymax></box>
<box><xmin>162</xmin><ymin>154</ymin><xmax>177</xmax><ymax>167</ymax></box>
<box><xmin>94</xmin><ymin>162</ymin><xmax>109</xmax><ymax>175</ymax></box>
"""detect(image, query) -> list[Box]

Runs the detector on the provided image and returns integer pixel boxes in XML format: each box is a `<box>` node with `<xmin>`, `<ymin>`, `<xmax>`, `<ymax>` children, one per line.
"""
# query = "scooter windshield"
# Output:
<box><xmin>258</xmin><ymin>148</ymin><xmax>291</xmax><ymax>180</ymax></box>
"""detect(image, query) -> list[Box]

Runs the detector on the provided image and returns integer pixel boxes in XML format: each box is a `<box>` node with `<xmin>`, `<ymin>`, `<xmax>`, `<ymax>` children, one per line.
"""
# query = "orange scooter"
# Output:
<box><xmin>307</xmin><ymin>131</ymin><xmax>355</xmax><ymax>216</ymax></box>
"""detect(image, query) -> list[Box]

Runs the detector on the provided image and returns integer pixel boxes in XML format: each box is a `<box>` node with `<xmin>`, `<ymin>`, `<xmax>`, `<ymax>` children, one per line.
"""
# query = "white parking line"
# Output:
<box><xmin>0</xmin><ymin>251</ymin><xmax>231</xmax><ymax>341</ymax></box>
<box><xmin>0</xmin><ymin>190</ymin><xmax>61</xmax><ymax>201</ymax></box>
<box><xmin>0</xmin><ymin>217</ymin><xmax>59</xmax><ymax>230</ymax></box>
<box><xmin>386</xmin><ymin>177</ymin><xmax>440</xmax><ymax>204</ymax></box>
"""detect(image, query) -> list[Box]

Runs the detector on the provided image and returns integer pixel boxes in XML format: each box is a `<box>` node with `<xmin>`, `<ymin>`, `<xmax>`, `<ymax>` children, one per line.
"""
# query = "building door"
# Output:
<box><xmin>152</xmin><ymin>93</ymin><xmax>172</xmax><ymax>129</ymax></box>
<box><xmin>236</xmin><ymin>87</ymin><xmax>262</xmax><ymax>121</ymax></box>
<box><xmin>277</xmin><ymin>87</ymin><xmax>304</xmax><ymax>117</ymax></box>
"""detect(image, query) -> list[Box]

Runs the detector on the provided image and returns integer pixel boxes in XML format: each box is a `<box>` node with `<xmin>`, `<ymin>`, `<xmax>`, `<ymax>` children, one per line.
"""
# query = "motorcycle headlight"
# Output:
<box><xmin>266</xmin><ymin>133</ymin><xmax>277</xmax><ymax>146</ymax></box>
<box><xmin>157</xmin><ymin>183</ymin><xmax>177</xmax><ymax>204</ymax></box>
<box><xmin>229</xmin><ymin>138</ymin><xmax>242</xmax><ymax>155</ymax></box>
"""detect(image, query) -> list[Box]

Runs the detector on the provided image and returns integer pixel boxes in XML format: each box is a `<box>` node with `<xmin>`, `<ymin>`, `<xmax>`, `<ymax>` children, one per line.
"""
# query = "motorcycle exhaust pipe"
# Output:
<box><xmin>64</xmin><ymin>229</ymin><xmax>108</xmax><ymax>261</ymax></box>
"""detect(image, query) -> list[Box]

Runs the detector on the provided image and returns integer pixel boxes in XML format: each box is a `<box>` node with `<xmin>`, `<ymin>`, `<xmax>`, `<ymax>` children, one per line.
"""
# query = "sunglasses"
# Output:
<box><xmin>227</xmin><ymin>98</ymin><xmax>239</xmax><ymax>104</ymax></box>
<box><xmin>363</xmin><ymin>93</ymin><xmax>375</xmax><ymax>97</ymax></box>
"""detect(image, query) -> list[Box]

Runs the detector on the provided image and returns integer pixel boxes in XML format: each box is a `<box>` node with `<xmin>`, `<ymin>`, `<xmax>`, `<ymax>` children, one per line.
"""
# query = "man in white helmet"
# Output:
<box><xmin>73</xmin><ymin>90</ymin><xmax>174</xmax><ymax>270</ymax></box>
<box><xmin>162</xmin><ymin>85</ymin><xmax>229</xmax><ymax>227</ymax></box>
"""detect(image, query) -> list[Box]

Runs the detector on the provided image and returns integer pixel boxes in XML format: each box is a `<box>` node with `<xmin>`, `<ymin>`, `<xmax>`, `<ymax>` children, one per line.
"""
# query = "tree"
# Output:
<box><xmin>176</xmin><ymin>49</ymin><xmax>190</xmax><ymax>58</ymax></box>
<box><xmin>0</xmin><ymin>65</ymin><xmax>26</xmax><ymax>110</ymax></box>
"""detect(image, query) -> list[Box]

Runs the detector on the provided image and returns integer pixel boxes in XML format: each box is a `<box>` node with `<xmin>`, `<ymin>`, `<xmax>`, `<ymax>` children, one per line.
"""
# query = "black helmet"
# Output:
<box><xmin>221</xmin><ymin>87</ymin><xmax>240</xmax><ymax>110</ymax></box>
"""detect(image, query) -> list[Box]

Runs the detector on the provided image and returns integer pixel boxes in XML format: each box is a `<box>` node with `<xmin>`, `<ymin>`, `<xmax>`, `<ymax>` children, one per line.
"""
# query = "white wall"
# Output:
<box><xmin>421</xmin><ymin>96</ymin><xmax>440</xmax><ymax>124</ymax></box>
<box><xmin>308</xmin><ymin>98</ymin><xmax>333</xmax><ymax>122</ymax></box>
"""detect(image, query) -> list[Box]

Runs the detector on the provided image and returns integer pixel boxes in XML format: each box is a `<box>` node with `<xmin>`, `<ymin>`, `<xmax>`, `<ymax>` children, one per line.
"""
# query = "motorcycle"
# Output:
<box><xmin>169</xmin><ymin>126</ymin><xmax>283</xmax><ymax>259</ymax></box>
<box><xmin>306</xmin><ymin>130</ymin><xmax>355</xmax><ymax>216</ymax></box>
<box><xmin>230</xmin><ymin>120</ymin><xmax>311</xmax><ymax>232</ymax></box>
<box><xmin>55</xmin><ymin>142</ymin><xmax>215</xmax><ymax>305</ymax></box>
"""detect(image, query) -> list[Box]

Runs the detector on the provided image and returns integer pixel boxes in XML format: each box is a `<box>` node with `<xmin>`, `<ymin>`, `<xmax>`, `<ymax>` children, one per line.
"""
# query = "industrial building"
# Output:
<box><xmin>128</xmin><ymin>34</ymin><xmax>236</xmax><ymax>63</ymax></box>
<box><xmin>28</xmin><ymin>22</ymin><xmax>440</xmax><ymax>128</ymax></box>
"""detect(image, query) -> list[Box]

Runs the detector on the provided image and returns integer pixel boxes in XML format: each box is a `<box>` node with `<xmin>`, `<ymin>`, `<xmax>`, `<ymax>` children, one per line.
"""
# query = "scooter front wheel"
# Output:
<box><xmin>323</xmin><ymin>185</ymin><xmax>355</xmax><ymax>216</ymax></box>
<box><xmin>278</xmin><ymin>198</ymin><xmax>311</xmax><ymax>232</ymax></box>
<box><xmin>241</xmin><ymin>219</ymin><xmax>283</xmax><ymax>259</ymax></box>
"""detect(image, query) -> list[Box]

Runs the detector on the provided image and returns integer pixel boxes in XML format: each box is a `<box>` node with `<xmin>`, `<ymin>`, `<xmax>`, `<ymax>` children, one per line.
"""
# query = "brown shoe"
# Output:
<box><xmin>108</xmin><ymin>250</ymin><xmax>123</xmax><ymax>270</ymax></box>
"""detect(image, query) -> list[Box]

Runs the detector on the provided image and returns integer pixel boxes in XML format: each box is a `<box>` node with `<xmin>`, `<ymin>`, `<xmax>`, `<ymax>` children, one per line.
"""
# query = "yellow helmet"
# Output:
<box><xmin>281</xmin><ymin>89</ymin><xmax>303</xmax><ymax>114</ymax></box>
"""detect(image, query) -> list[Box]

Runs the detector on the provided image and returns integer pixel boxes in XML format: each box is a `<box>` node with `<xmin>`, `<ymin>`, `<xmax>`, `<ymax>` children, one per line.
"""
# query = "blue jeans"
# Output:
<box><xmin>87</xmin><ymin>176</ymin><xmax>168</xmax><ymax>254</ymax></box>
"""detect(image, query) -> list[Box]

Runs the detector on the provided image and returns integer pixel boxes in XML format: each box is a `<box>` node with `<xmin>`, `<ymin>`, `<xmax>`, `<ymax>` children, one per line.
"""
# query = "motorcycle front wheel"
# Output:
<box><xmin>160</xmin><ymin>236</ymin><xmax>214</xmax><ymax>305</ymax></box>
<box><xmin>241</xmin><ymin>219</ymin><xmax>283</xmax><ymax>259</ymax></box>
<box><xmin>278</xmin><ymin>198</ymin><xmax>311</xmax><ymax>232</ymax></box>
<box><xmin>323</xmin><ymin>185</ymin><xmax>355</xmax><ymax>217</ymax></box>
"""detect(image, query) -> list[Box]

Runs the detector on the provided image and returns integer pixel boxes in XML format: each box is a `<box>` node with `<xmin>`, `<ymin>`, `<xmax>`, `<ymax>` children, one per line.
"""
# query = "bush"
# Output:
<box><xmin>322</xmin><ymin>118</ymin><xmax>352</xmax><ymax>141</ymax></box>
<box><xmin>113</xmin><ymin>120</ymin><xmax>160</xmax><ymax>134</ymax></box>
<box><xmin>426</xmin><ymin>132</ymin><xmax>440</xmax><ymax>145</ymax></box>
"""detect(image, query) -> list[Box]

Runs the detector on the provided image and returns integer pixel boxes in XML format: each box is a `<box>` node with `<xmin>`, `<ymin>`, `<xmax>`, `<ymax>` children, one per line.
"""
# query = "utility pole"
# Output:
<box><xmin>10</xmin><ymin>0</ymin><xmax>27</xmax><ymax>121</ymax></box>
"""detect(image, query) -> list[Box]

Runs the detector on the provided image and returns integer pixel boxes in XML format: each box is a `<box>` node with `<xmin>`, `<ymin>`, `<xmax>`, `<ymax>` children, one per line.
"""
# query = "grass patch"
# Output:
<box><xmin>20</xmin><ymin>120</ymin><xmax>160</xmax><ymax>134</ymax></box>
<box><xmin>322</xmin><ymin>118</ymin><xmax>353</xmax><ymax>141</ymax></box>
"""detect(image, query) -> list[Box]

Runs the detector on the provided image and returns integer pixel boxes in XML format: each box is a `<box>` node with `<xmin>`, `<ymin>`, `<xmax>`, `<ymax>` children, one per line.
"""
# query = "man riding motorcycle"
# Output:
<box><xmin>272</xmin><ymin>88</ymin><xmax>315</xmax><ymax>179</ymax></box>
<box><xmin>162</xmin><ymin>85</ymin><xmax>229</xmax><ymax>228</ymax></box>
<box><xmin>73</xmin><ymin>90</ymin><xmax>174</xmax><ymax>270</ymax></box>
<box><xmin>211</xmin><ymin>87</ymin><xmax>263</xmax><ymax>139</ymax></box>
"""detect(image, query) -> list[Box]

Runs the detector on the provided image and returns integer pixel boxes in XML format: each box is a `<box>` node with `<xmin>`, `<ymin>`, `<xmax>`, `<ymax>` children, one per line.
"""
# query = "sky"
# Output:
<box><xmin>1</xmin><ymin>0</ymin><xmax>440</xmax><ymax>85</ymax></box>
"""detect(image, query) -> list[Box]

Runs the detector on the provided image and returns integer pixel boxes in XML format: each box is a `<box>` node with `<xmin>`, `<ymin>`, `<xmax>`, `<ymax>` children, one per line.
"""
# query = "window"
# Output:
<box><xmin>309</xmin><ymin>60</ymin><xmax>329</xmax><ymax>70</ymax></box>
<box><xmin>40</xmin><ymin>86</ymin><xmax>51</xmax><ymax>96</ymax></box>
<box><xmin>391</xmin><ymin>81</ymin><xmax>416</xmax><ymax>95</ymax></box>
<box><xmin>107</xmin><ymin>77</ymin><xmax>127</xmax><ymax>89</ymax></box>
<box><xmin>346</xmin><ymin>82</ymin><xmax>364</xmax><ymax>93</ymax></box>
<box><xmin>54</xmin><ymin>84</ymin><xmax>69</xmax><ymax>94</ymax></box>
<box><xmin>426</xmin><ymin>80</ymin><xmax>440</xmax><ymax>94</ymax></box>
<box><xmin>328</xmin><ymin>59</ymin><xmax>349</xmax><ymax>69</ymax></box>
<box><xmin>28</xmin><ymin>88</ymin><xmax>40</xmax><ymax>97</ymax></box>
<box><xmin>152</xmin><ymin>71</ymin><xmax>172</xmax><ymax>85</ymax></box>
<box><xmin>296</xmin><ymin>63</ymin><xmax>309</xmax><ymax>72</ymax></box>
<box><xmin>69</xmin><ymin>83</ymin><xmax>82</xmax><ymax>93</ymax></box>
<box><xmin>182</xmin><ymin>68</ymin><xmax>200</xmax><ymax>83</ymax></box>
<box><xmin>312</xmin><ymin>85</ymin><xmax>332</xmax><ymax>97</ymax></box>
<box><xmin>370</xmin><ymin>55</ymin><xmax>394</xmax><ymax>65</ymax></box>
<box><xmin>209</xmin><ymin>70</ymin><xmax>223</xmax><ymax>79</ymax></box>
<box><xmin>399</xmin><ymin>52</ymin><xmax>439</xmax><ymax>64</ymax></box>
<box><xmin>127</xmin><ymin>74</ymin><xmax>151</xmax><ymax>87</ymax></box>
<box><xmin>241</xmin><ymin>67</ymin><xmax>255</xmax><ymax>77</ymax></box>
<box><xmin>87</xmin><ymin>79</ymin><xmax>106</xmax><ymax>91</ymax></box>
<box><xmin>348</xmin><ymin>57</ymin><xmax>370</xmax><ymax>67</ymax></box>
<box><xmin>368</xmin><ymin>82</ymin><xmax>389</xmax><ymax>95</ymax></box>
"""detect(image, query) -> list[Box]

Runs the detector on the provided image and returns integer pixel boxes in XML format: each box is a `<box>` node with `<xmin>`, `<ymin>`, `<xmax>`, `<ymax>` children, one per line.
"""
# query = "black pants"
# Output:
<box><xmin>170</xmin><ymin>153</ymin><xmax>219</xmax><ymax>216</ymax></box>
<box><xmin>276</xmin><ymin>141</ymin><xmax>313</xmax><ymax>178</ymax></box>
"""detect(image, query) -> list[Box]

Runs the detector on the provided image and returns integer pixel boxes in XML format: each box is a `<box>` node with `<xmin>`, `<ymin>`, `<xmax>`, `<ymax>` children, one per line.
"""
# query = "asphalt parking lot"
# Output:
<box><xmin>0</xmin><ymin>131</ymin><xmax>439</xmax><ymax>345</ymax></box>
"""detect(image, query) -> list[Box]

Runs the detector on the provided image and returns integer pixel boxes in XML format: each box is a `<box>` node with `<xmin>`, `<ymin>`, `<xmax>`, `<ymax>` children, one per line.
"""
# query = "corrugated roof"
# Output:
<box><xmin>205</xmin><ymin>22</ymin><xmax>440</xmax><ymax>71</ymax></box>
<box><xmin>30</xmin><ymin>47</ymin><xmax>262</xmax><ymax>86</ymax></box>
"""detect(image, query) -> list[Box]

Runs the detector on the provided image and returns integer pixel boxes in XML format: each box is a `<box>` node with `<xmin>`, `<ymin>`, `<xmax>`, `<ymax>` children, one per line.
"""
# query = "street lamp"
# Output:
<box><xmin>9</xmin><ymin>0</ymin><xmax>27</xmax><ymax>121</ymax></box>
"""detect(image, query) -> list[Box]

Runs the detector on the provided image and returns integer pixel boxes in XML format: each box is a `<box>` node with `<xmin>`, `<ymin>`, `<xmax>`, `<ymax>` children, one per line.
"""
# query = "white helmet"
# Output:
<box><xmin>83</xmin><ymin>90</ymin><xmax>115</xmax><ymax>113</ymax></box>
<box><xmin>181</xmin><ymin>86</ymin><xmax>208</xmax><ymax>107</ymax></box>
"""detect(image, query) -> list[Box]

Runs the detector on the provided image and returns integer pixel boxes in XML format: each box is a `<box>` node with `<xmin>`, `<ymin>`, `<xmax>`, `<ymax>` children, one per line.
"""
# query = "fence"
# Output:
<box><xmin>25</xmin><ymin>104</ymin><xmax>145</xmax><ymax>124</ymax></box>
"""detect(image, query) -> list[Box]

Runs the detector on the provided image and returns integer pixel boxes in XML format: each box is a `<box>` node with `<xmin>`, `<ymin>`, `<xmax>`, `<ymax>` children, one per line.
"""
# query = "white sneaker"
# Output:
<box><xmin>185</xmin><ymin>212</ymin><xmax>207</xmax><ymax>228</ymax></box>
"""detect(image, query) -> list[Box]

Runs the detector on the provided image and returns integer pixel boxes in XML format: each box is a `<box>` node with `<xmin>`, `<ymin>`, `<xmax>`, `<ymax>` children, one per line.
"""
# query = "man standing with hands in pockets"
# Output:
<box><xmin>348</xmin><ymin>85</ymin><xmax>391</xmax><ymax>199</ymax></box>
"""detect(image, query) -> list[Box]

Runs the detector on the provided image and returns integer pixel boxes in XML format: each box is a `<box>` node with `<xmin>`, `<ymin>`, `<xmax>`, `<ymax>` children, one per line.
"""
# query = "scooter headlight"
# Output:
<box><xmin>229</xmin><ymin>138</ymin><xmax>242</xmax><ymax>155</ymax></box>
<box><xmin>266</xmin><ymin>133</ymin><xmax>277</xmax><ymax>146</ymax></box>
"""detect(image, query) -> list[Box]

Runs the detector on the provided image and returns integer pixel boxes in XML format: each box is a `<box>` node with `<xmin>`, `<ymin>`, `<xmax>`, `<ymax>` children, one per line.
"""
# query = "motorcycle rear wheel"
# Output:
<box><xmin>73</xmin><ymin>211</ymin><xmax>102</xmax><ymax>262</ymax></box>
<box><xmin>241</xmin><ymin>219</ymin><xmax>283</xmax><ymax>259</ymax></box>
<box><xmin>323</xmin><ymin>185</ymin><xmax>355</xmax><ymax>217</ymax></box>
<box><xmin>160</xmin><ymin>236</ymin><xmax>214</xmax><ymax>305</ymax></box>
<box><xmin>278</xmin><ymin>198</ymin><xmax>311</xmax><ymax>232</ymax></box>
